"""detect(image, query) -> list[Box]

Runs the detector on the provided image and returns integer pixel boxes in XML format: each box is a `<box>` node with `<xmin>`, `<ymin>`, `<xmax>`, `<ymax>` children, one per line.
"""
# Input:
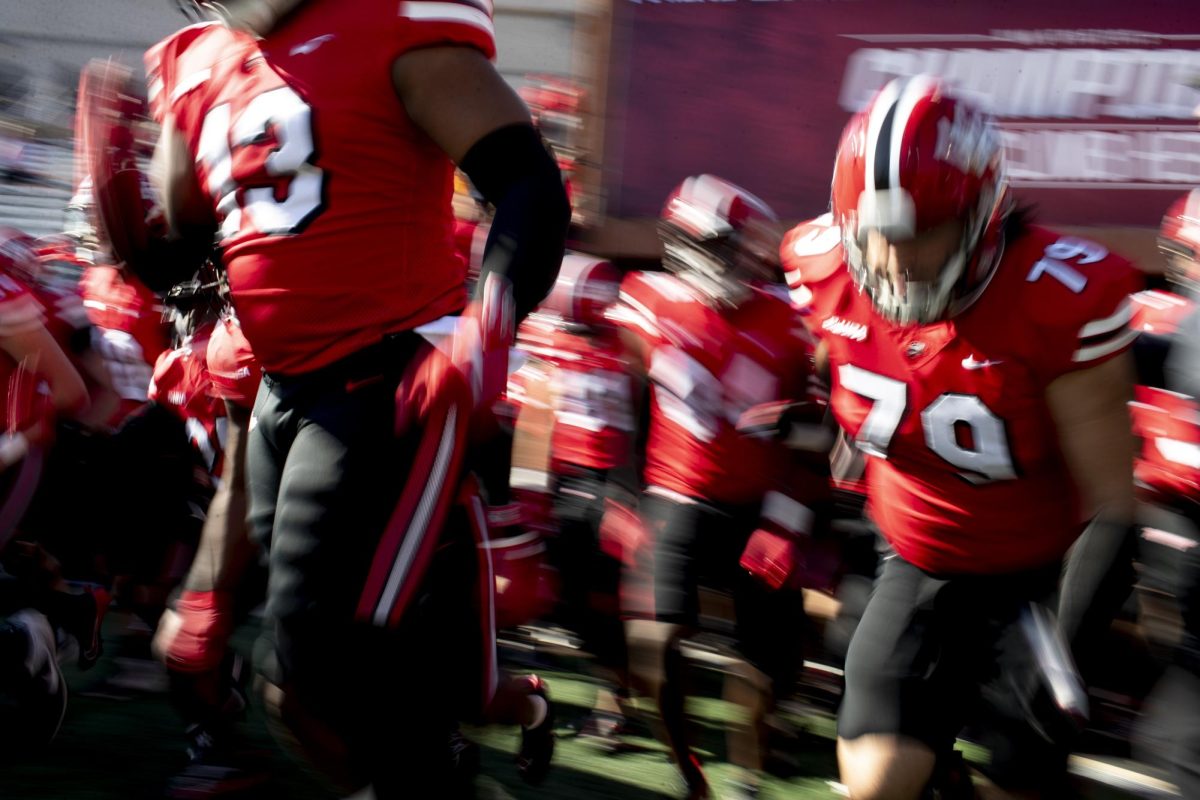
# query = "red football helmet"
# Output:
<box><xmin>538</xmin><ymin>254</ymin><xmax>621</xmax><ymax>329</ymax></box>
<box><xmin>831</xmin><ymin>76</ymin><xmax>1010</xmax><ymax>324</ymax></box>
<box><xmin>1159</xmin><ymin>189</ymin><xmax>1200</xmax><ymax>295</ymax></box>
<box><xmin>659</xmin><ymin>174</ymin><xmax>781</xmax><ymax>307</ymax></box>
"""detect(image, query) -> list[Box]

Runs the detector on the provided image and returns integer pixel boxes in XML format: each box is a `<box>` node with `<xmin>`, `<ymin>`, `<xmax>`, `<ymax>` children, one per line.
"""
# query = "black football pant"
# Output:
<box><xmin>247</xmin><ymin>333</ymin><xmax>487</xmax><ymax>794</ymax></box>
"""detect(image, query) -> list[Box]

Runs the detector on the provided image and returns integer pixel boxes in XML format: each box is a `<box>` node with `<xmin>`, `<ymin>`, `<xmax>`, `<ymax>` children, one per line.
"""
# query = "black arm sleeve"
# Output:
<box><xmin>458</xmin><ymin>123</ymin><xmax>570</xmax><ymax>321</ymax></box>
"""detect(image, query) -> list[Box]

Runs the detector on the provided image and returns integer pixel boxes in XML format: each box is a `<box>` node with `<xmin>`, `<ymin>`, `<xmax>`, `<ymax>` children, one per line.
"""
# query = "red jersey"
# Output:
<box><xmin>0</xmin><ymin>273</ymin><xmax>46</xmax><ymax>430</ymax></box>
<box><xmin>206</xmin><ymin>313</ymin><xmax>261</xmax><ymax>410</ymax></box>
<box><xmin>515</xmin><ymin>315</ymin><xmax>633</xmax><ymax>473</ymax></box>
<box><xmin>148</xmin><ymin>325</ymin><xmax>224</xmax><ymax>476</ymax></box>
<box><xmin>80</xmin><ymin>265</ymin><xmax>168</xmax><ymax>423</ymax></box>
<box><xmin>1129</xmin><ymin>290</ymin><xmax>1200</xmax><ymax>507</ymax></box>
<box><xmin>783</xmin><ymin>217</ymin><xmax>1143</xmax><ymax>574</ymax></box>
<box><xmin>609</xmin><ymin>272</ymin><xmax>814</xmax><ymax>505</ymax></box>
<box><xmin>146</xmin><ymin>0</ymin><xmax>497</xmax><ymax>375</ymax></box>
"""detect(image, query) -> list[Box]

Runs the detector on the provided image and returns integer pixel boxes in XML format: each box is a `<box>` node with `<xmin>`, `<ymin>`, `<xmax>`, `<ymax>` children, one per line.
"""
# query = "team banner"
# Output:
<box><xmin>604</xmin><ymin>0</ymin><xmax>1200</xmax><ymax>225</ymax></box>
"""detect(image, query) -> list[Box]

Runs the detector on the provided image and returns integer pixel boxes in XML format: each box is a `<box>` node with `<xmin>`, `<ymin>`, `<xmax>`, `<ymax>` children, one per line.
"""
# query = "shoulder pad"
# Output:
<box><xmin>1130</xmin><ymin>289</ymin><xmax>1195</xmax><ymax>336</ymax></box>
<box><xmin>1012</xmin><ymin>227</ymin><xmax>1145</xmax><ymax>371</ymax></box>
<box><xmin>781</xmin><ymin>214</ymin><xmax>844</xmax><ymax>290</ymax></box>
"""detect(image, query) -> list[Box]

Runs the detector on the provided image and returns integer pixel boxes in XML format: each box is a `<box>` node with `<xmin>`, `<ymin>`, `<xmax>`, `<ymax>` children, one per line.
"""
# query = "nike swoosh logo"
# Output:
<box><xmin>291</xmin><ymin>34</ymin><xmax>334</xmax><ymax>56</ymax></box>
<box><xmin>962</xmin><ymin>355</ymin><xmax>1003</xmax><ymax>370</ymax></box>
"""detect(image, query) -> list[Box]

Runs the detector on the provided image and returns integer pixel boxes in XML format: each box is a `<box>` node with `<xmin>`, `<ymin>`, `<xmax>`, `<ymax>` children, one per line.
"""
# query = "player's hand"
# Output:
<box><xmin>396</xmin><ymin>274</ymin><xmax>514</xmax><ymax>437</ymax></box>
<box><xmin>511</xmin><ymin>487</ymin><xmax>556</xmax><ymax>535</ymax></box>
<box><xmin>599</xmin><ymin>498</ymin><xmax>648</xmax><ymax>567</ymax></box>
<box><xmin>152</xmin><ymin>590</ymin><xmax>234</xmax><ymax>673</ymax></box>
<box><xmin>452</xmin><ymin>272</ymin><xmax>515</xmax><ymax>413</ymax></box>
<box><xmin>740</xmin><ymin>491</ymin><xmax>815</xmax><ymax>590</ymax></box>
<box><xmin>740</xmin><ymin>527</ymin><xmax>803</xmax><ymax>591</ymax></box>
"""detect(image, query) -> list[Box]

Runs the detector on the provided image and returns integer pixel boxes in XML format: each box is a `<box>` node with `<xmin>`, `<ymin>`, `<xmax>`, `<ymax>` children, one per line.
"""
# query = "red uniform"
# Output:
<box><xmin>148</xmin><ymin>324</ymin><xmax>224</xmax><ymax>475</ymax></box>
<box><xmin>515</xmin><ymin>315</ymin><xmax>632</xmax><ymax>473</ymax></box>
<box><xmin>206</xmin><ymin>313</ymin><xmax>261</xmax><ymax>410</ymax></box>
<box><xmin>80</xmin><ymin>265</ymin><xmax>168</xmax><ymax>423</ymax></box>
<box><xmin>609</xmin><ymin>272</ymin><xmax>814</xmax><ymax>505</ymax></box>
<box><xmin>1130</xmin><ymin>290</ymin><xmax>1200</xmax><ymax>507</ymax></box>
<box><xmin>146</xmin><ymin>1</ymin><xmax>496</xmax><ymax>375</ymax></box>
<box><xmin>783</xmin><ymin>216</ymin><xmax>1143</xmax><ymax>575</ymax></box>
<box><xmin>0</xmin><ymin>273</ymin><xmax>46</xmax><ymax>430</ymax></box>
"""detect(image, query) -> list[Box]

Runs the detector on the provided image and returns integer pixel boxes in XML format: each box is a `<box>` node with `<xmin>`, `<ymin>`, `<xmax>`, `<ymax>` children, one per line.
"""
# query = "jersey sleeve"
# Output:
<box><xmin>606</xmin><ymin>271</ymin><xmax>667</xmax><ymax>361</ymax></box>
<box><xmin>0</xmin><ymin>274</ymin><xmax>44</xmax><ymax>338</ymax></box>
<box><xmin>393</xmin><ymin>0</ymin><xmax>497</xmax><ymax>60</ymax></box>
<box><xmin>1026</xmin><ymin>234</ymin><xmax>1145</xmax><ymax>379</ymax></box>
<box><xmin>145</xmin><ymin>23</ymin><xmax>223</xmax><ymax>127</ymax></box>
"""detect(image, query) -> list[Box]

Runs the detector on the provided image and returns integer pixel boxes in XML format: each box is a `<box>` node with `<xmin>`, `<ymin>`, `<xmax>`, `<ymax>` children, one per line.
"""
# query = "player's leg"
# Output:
<box><xmin>625</xmin><ymin>493</ymin><xmax>708</xmax><ymax>797</ymax></box>
<box><xmin>155</xmin><ymin>401</ymin><xmax>267</xmax><ymax>796</ymax></box>
<box><xmin>255</xmin><ymin>341</ymin><xmax>473</xmax><ymax>795</ymax></box>
<box><xmin>727</xmin><ymin>509</ymin><xmax>809</xmax><ymax>797</ymax></box>
<box><xmin>837</xmin><ymin>554</ymin><xmax>952</xmax><ymax>800</ymax></box>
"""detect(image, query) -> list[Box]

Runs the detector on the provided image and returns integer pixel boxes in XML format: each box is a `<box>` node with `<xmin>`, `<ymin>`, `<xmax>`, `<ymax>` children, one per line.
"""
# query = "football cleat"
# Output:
<box><xmin>516</xmin><ymin>675</ymin><xmax>555</xmax><ymax>785</ymax></box>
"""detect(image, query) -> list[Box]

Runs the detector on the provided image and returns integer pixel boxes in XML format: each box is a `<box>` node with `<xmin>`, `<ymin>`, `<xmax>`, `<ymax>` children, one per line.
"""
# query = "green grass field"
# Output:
<box><xmin>0</xmin><ymin>614</ymin><xmax>847</xmax><ymax>800</ymax></box>
<box><xmin>0</xmin><ymin>615</ymin><xmax>1158</xmax><ymax>799</ymax></box>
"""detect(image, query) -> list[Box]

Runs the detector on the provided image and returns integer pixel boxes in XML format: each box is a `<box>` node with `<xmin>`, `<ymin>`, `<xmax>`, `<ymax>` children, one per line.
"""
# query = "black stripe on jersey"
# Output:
<box><xmin>874</xmin><ymin>100</ymin><xmax>898</xmax><ymax>192</ymax></box>
<box><xmin>1078</xmin><ymin>326</ymin><xmax>1128</xmax><ymax>350</ymax></box>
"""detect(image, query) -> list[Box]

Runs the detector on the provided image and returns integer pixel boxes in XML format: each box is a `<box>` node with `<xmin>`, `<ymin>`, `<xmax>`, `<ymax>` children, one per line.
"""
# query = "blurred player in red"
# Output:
<box><xmin>150</xmin><ymin>288</ymin><xmax>270</xmax><ymax>797</ymax></box>
<box><xmin>79</xmin><ymin>261</ymin><xmax>169</xmax><ymax>428</ymax></box>
<box><xmin>509</xmin><ymin>255</ymin><xmax>636</xmax><ymax>740</ymax></box>
<box><xmin>0</xmin><ymin>230</ymin><xmax>107</xmax><ymax>754</ymax></box>
<box><xmin>609</xmin><ymin>176</ymin><xmax>821</xmax><ymax>799</ymax></box>
<box><xmin>1128</xmin><ymin>193</ymin><xmax>1200</xmax><ymax>797</ymax></box>
<box><xmin>782</xmin><ymin>77</ymin><xmax>1141</xmax><ymax>799</ymax></box>
<box><xmin>143</xmin><ymin>0</ymin><xmax>569</xmax><ymax>794</ymax></box>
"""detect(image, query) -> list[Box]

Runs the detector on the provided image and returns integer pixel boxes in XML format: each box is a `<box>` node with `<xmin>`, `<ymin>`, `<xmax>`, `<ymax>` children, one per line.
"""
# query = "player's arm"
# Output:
<box><xmin>1</xmin><ymin>324</ymin><xmax>88</xmax><ymax>419</ymax></box>
<box><xmin>1048</xmin><ymin>347</ymin><xmax>1138</xmax><ymax>665</ymax></box>
<box><xmin>143</xmin><ymin>115</ymin><xmax>218</xmax><ymax>291</ymax></box>
<box><xmin>392</xmin><ymin>47</ymin><xmax>569</xmax><ymax>320</ymax></box>
<box><xmin>74</xmin><ymin>347</ymin><xmax>122</xmax><ymax>430</ymax></box>
<box><xmin>1047</xmin><ymin>353</ymin><xmax>1136</xmax><ymax>524</ymax></box>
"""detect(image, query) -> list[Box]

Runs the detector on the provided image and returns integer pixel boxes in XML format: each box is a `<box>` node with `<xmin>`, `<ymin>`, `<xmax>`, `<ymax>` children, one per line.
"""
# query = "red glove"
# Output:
<box><xmin>153</xmin><ymin>589</ymin><xmax>234</xmax><ymax>673</ymax></box>
<box><xmin>599</xmin><ymin>498</ymin><xmax>649</xmax><ymax>567</ymax></box>
<box><xmin>740</xmin><ymin>491</ymin><xmax>814</xmax><ymax>590</ymax></box>
<box><xmin>511</xmin><ymin>487</ymin><xmax>556</xmax><ymax>536</ymax></box>
<box><xmin>452</xmin><ymin>273</ymin><xmax>515</xmax><ymax>414</ymax></box>
<box><xmin>396</xmin><ymin>274</ymin><xmax>514</xmax><ymax>437</ymax></box>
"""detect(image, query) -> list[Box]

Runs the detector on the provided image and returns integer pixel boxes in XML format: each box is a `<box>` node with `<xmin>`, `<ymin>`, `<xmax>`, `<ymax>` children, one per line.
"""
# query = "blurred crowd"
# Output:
<box><xmin>0</xmin><ymin>3</ymin><xmax>1196</xmax><ymax>800</ymax></box>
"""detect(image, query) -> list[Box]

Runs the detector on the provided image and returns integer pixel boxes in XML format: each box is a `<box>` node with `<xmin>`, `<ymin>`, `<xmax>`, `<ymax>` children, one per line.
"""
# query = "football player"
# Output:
<box><xmin>782</xmin><ymin>77</ymin><xmax>1142</xmax><ymax>798</ymax></box>
<box><xmin>510</xmin><ymin>255</ymin><xmax>636</xmax><ymax>742</ymax></box>
<box><xmin>144</xmin><ymin>0</ymin><xmax>569</xmax><ymax>794</ymax></box>
<box><xmin>1128</xmin><ymin>193</ymin><xmax>1200</xmax><ymax>798</ymax></box>
<box><xmin>151</xmin><ymin>293</ymin><xmax>270</xmax><ymax>797</ymax></box>
<box><xmin>609</xmin><ymin>176</ymin><xmax>820</xmax><ymax>799</ymax></box>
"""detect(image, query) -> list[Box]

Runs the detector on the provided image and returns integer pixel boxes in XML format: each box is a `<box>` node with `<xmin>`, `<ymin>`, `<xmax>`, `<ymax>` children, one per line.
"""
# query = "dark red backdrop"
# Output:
<box><xmin>604</xmin><ymin>0</ymin><xmax>1200</xmax><ymax>226</ymax></box>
